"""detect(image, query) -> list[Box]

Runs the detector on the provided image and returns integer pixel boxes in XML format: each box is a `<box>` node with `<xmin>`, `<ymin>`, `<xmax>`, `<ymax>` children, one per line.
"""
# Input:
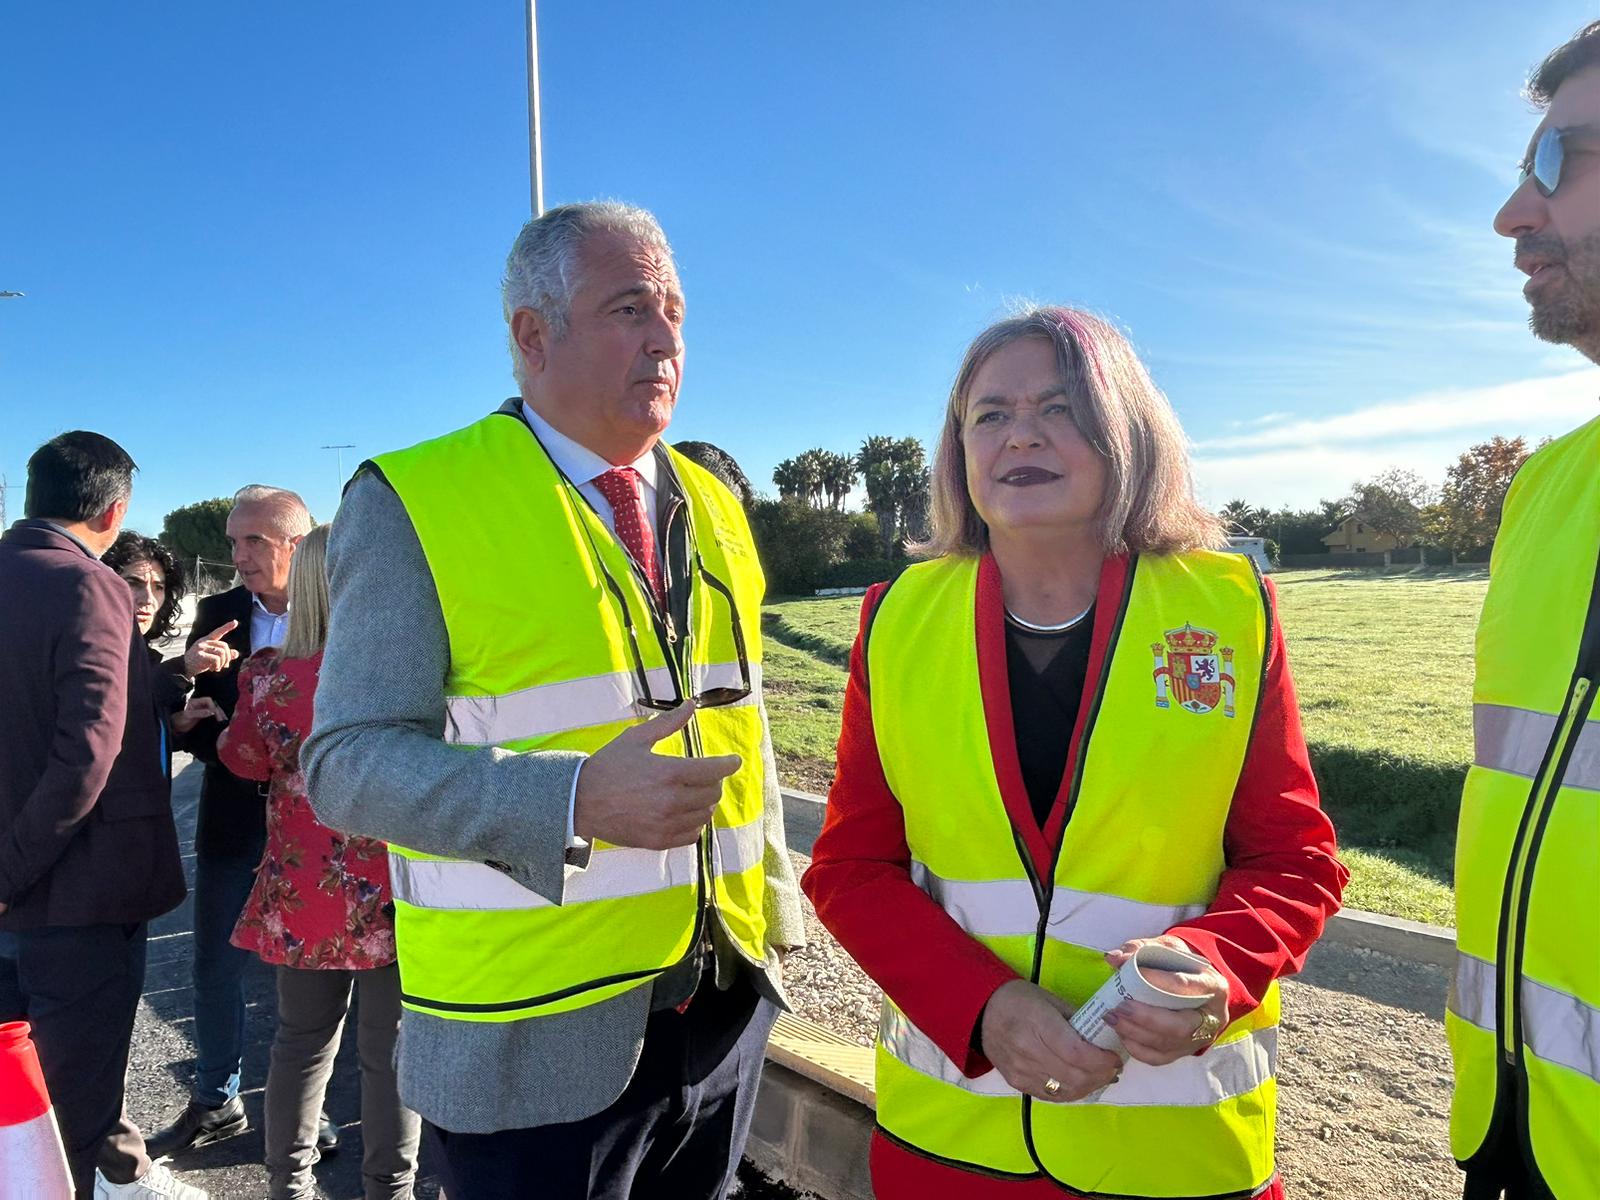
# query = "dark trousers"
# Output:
<box><xmin>1462</xmin><ymin>1126</ymin><xmax>1538</xmax><ymax>1199</ymax></box>
<box><xmin>0</xmin><ymin>922</ymin><xmax>152</xmax><ymax>1195</ymax></box>
<box><xmin>190</xmin><ymin>834</ymin><xmax>265</xmax><ymax>1107</ymax></box>
<box><xmin>426</xmin><ymin>974</ymin><xmax>777</xmax><ymax>1200</ymax></box>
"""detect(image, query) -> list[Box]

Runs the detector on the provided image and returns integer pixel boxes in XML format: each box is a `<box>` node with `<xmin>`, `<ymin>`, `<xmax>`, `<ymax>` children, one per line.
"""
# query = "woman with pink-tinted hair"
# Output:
<box><xmin>803</xmin><ymin>307</ymin><xmax>1346</xmax><ymax>1198</ymax></box>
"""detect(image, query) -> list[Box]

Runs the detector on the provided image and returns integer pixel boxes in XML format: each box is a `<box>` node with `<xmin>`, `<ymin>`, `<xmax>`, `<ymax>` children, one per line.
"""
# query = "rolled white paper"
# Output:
<box><xmin>1068</xmin><ymin>942</ymin><xmax>1216</xmax><ymax>1054</ymax></box>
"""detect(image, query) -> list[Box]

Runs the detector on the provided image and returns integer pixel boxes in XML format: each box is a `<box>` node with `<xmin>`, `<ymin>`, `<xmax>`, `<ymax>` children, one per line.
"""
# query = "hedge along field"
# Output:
<box><xmin>760</xmin><ymin>565</ymin><xmax>1489</xmax><ymax>926</ymax></box>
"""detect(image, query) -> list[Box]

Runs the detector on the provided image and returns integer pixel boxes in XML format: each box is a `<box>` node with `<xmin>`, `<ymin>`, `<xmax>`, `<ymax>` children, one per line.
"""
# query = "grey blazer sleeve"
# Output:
<box><xmin>756</xmin><ymin>704</ymin><xmax>807</xmax><ymax>951</ymax></box>
<box><xmin>302</xmin><ymin>470</ymin><xmax>586</xmax><ymax>903</ymax></box>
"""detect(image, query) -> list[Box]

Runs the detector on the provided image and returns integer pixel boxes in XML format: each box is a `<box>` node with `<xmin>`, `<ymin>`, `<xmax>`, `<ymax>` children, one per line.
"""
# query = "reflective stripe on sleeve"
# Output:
<box><xmin>1474</xmin><ymin>703</ymin><xmax>1600</xmax><ymax>792</ymax></box>
<box><xmin>879</xmin><ymin>1003</ymin><xmax>1277</xmax><ymax>1107</ymax></box>
<box><xmin>443</xmin><ymin>661</ymin><xmax>760</xmax><ymax>746</ymax></box>
<box><xmin>909</xmin><ymin>861</ymin><xmax>1207</xmax><ymax>949</ymax></box>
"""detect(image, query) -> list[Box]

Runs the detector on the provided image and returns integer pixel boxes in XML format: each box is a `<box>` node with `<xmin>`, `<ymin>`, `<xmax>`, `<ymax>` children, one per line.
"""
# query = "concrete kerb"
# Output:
<box><xmin>779</xmin><ymin>787</ymin><xmax>1458</xmax><ymax>968</ymax></box>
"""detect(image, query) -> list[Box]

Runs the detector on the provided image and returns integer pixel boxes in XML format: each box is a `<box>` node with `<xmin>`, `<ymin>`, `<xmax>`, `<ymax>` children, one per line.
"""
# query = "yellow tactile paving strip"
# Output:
<box><xmin>766</xmin><ymin>1012</ymin><xmax>878</xmax><ymax>1109</ymax></box>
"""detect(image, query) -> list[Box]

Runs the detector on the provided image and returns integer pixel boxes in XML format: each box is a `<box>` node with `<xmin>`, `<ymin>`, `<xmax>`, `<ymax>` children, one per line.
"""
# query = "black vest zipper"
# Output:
<box><xmin>1469</xmin><ymin>540</ymin><xmax>1600</xmax><ymax>1189</ymax></box>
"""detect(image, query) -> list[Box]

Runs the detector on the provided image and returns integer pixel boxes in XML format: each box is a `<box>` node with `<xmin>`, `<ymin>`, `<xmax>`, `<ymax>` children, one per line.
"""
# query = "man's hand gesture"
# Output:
<box><xmin>573</xmin><ymin>702</ymin><xmax>740</xmax><ymax>850</ymax></box>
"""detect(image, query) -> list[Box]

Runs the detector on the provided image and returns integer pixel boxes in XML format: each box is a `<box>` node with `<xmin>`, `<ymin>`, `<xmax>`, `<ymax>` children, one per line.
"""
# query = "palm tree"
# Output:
<box><xmin>857</xmin><ymin>436</ymin><xmax>899</xmax><ymax>556</ymax></box>
<box><xmin>771</xmin><ymin>457</ymin><xmax>807</xmax><ymax>503</ymax></box>
<box><xmin>819</xmin><ymin>451</ymin><xmax>857</xmax><ymax>510</ymax></box>
<box><xmin>890</xmin><ymin>438</ymin><xmax>929</xmax><ymax>546</ymax></box>
<box><xmin>791</xmin><ymin>449</ymin><xmax>828</xmax><ymax>509</ymax></box>
<box><xmin>1218</xmin><ymin>499</ymin><xmax>1264</xmax><ymax>536</ymax></box>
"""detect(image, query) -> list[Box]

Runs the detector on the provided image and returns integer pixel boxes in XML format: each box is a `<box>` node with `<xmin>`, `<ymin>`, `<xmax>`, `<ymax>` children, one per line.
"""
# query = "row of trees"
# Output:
<box><xmin>772</xmin><ymin>436</ymin><xmax>931</xmax><ymax>557</ymax></box>
<box><xmin>1219</xmin><ymin>436</ymin><xmax>1535</xmax><ymax>562</ymax></box>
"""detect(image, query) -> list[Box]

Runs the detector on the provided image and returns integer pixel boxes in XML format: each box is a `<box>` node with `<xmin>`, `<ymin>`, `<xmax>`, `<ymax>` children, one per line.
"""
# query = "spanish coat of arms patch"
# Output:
<box><xmin>1151</xmin><ymin>623</ymin><xmax>1236</xmax><ymax>717</ymax></box>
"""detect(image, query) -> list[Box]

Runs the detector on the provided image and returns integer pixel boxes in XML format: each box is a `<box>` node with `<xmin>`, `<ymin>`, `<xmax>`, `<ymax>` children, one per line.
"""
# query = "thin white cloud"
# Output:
<box><xmin>1194</xmin><ymin>369</ymin><xmax>1598</xmax><ymax>453</ymax></box>
<box><xmin>1228</xmin><ymin>411</ymin><xmax>1292</xmax><ymax>429</ymax></box>
<box><xmin>1192</xmin><ymin>368</ymin><xmax>1600</xmax><ymax>507</ymax></box>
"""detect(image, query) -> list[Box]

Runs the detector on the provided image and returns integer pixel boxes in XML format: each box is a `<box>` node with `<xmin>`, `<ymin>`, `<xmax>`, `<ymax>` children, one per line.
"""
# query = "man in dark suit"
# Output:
<box><xmin>146</xmin><ymin>484</ymin><xmax>334</xmax><ymax>1159</ymax></box>
<box><xmin>0</xmin><ymin>431</ymin><xmax>203</xmax><ymax>1199</ymax></box>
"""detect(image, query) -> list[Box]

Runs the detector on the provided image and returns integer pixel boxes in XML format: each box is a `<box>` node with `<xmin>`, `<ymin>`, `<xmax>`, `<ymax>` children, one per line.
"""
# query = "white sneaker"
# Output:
<box><xmin>94</xmin><ymin>1162</ymin><xmax>209</xmax><ymax>1199</ymax></box>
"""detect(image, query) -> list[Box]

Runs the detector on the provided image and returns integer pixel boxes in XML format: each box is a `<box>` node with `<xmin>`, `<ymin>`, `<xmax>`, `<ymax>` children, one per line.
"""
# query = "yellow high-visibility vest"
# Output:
<box><xmin>370</xmin><ymin>408</ymin><xmax>768</xmax><ymax>1023</ymax></box>
<box><xmin>1449</xmin><ymin>414</ymin><xmax>1600</xmax><ymax>1199</ymax></box>
<box><xmin>867</xmin><ymin>551</ymin><xmax>1276</xmax><ymax>1197</ymax></box>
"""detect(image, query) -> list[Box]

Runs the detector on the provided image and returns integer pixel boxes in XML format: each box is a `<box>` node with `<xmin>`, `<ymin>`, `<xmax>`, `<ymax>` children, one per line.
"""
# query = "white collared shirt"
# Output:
<box><xmin>519</xmin><ymin>402</ymin><xmax>660</xmax><ymax>540</ymax></box>
<box><xmin>250</xmin><ymin>594</ymin><xmax>290</xmax><ymax>651</ymax></box>
<box><xmin>517</xmin><ymin>401</ymin><xmax>665</xmax><ymax>851</ymax></box>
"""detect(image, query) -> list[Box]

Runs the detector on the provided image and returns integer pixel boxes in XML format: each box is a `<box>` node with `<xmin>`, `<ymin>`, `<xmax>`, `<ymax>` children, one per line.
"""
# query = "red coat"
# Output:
<box><xmin>801</xmin><ymin>553</ymin><xmax>1347</xmax><ymax>1198</ymax></box>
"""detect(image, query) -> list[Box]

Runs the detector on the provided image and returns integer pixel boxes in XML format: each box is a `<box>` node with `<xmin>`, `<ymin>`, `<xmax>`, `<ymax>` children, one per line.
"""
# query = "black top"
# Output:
<box><xmin>180</xmin><ymin>586</ymin><xmax>266</xmax><ymax>859</ymax></box>
<box><xmin>1005</xmin><ymin>606</ymin><xmax>1095</xmax><ymax>827</ymax></box>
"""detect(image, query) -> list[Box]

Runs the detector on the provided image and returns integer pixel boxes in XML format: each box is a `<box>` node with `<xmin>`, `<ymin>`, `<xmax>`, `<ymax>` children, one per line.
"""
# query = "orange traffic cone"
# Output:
<box><xmin>0</xmin><ymin>1020</ymin><xmax>73</xmax><ymax>1199</ymax></box>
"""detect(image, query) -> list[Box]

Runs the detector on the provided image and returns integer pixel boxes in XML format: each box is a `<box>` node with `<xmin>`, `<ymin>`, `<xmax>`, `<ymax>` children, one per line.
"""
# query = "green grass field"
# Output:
<box><xmin>762</xmin><ymin>566</ymin><xmax>1488</xmax><ymax>927</ymax></box>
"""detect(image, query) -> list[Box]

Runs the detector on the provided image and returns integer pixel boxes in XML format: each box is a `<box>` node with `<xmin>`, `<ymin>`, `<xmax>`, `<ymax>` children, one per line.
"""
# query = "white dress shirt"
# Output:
<box><xmin>519</xmin><ymin>402</ymin><xmax>664</xmax><ymax>849</ymax></box>
<box><xmin>250</xmin><ymin>594</ymin><xmax>291</xmax><ymax>651</ymax></box>
<box><xmin>520</xmin><ymin>402</ymin><xmax>660</xmax><ymax>540</ymax></box>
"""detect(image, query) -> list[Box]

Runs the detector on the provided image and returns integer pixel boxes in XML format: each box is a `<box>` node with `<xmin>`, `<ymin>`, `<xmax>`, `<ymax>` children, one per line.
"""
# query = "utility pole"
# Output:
<box><xmin>0</xmin><ymin>474</ymin><xmax>15</xmax><ymax>527</ymax></box>
<box><xmin>321</xmin><ymin>444</ymin><xmax>356</xmax><ymax>496</ymax></box>
<box><xmin>525</xmin><ymin>0</ymin><xmax>544</xmax><ymax>215</ymax></box>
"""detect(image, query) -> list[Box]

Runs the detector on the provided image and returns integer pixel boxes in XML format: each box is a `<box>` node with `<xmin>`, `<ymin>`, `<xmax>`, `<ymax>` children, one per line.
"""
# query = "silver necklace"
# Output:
<box><xmin>1005</xmin><ymin>602</ymin><xmax>1093</xmax><ymax>633</ymax></box>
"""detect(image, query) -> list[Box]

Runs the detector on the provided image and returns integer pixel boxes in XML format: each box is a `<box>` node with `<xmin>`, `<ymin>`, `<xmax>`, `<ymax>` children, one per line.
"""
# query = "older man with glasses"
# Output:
<box><xmin>303</xmin><ymin>201</ymin><xmax>805</xmax><ymax>1199</ymax></box>
<box><xmin>1447</xmin><ymin>20</ymin><xmax>1600</xmax><ymax>1200</ymax></box>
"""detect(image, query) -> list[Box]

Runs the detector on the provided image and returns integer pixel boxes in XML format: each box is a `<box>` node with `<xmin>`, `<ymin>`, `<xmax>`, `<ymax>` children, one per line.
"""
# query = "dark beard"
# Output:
<box><xmin>1526</xmin><ymin>228</ymin><xmax>1600</xmax><ymax>360</ymax></box>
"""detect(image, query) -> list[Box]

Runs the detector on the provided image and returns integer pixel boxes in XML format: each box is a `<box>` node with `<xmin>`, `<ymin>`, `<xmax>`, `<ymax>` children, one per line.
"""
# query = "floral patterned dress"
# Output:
<box><xmin>219</xmin><ymin>649</ymin><xmax>396</xmax><ymax>970</ymax></box>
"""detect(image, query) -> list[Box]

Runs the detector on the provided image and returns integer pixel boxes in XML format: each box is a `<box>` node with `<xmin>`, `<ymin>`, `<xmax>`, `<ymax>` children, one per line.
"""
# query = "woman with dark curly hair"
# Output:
<box><xmin>102</xmin><ymin>531</ymin><xmax>237</xmax><ymax>747</ymax></box>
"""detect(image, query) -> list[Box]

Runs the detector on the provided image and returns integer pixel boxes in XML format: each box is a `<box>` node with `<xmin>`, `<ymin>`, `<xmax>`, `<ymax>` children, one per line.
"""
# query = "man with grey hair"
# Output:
<box><xmin>305</xmin><ymin>201</ymin><xmax>805</xmax><ymax>1197</ymax></box>
<box><xmin>147</xmin><ymin>485</ymin><xmax>339</xmax><ymax>1160</ymax></box>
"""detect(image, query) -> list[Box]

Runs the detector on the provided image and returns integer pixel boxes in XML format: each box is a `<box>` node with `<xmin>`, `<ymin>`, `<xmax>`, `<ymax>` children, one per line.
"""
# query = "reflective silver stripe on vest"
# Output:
<box><xmin>389</xmin><ymin>815</ymin><xmax>762</xmax><ymax>911</ymax></box>
<box><xmin>910</xmin><ymin>862</ymin><xmax>1207</xmax><ymax>951</ymax></box>
<box><xmin>1046</xmin><ymin>889</ymin><xmax>1208</xmax><ymax>954</ymax></box>
<box><xmin>389</xmin><ymin>846</ymin><xmax>696</xmax><ymax>910</ymax></box>
<box><xmin>713</xmin><ymin>818</ymin><xmax>765</xmax><ymax>877</ymax></box>
<box><xmin>1523</xmin><ymin>976</ymin><xmax>1600</xmax><ymax>1085</ymax></box>
<box><xmin>1449</xmin><ymin>951</ymin><xmax>1496</xmax><ymax>1033</ymax></box>
<box><xmin>1474</xmin><ymin>703</ymin><xmax>1600</xmax><ymax>792</ymax></box>
<box><xmin>443</xmin><ymin>661</ymin><xmax>760</xmax><ymax>747</ymax></box>
<box><xmin>1449</xmin><ymin>950</ymin><xmax>1600</xmax><ymax>1085</ymax></box>
<box><xmin>909</xmin><ymin>862</ymin><xmax>1037</xmax><ymax>937</ymax></box>
<box><xmin>880</xmin><ymin>1004</ymin><xmax>1277</xmax><ymax>1107</ymax></box>
<box><xmin>880</xmin><ymin>1003</ymin><xmax>1018</xmax><ymax>1096</ymax></box>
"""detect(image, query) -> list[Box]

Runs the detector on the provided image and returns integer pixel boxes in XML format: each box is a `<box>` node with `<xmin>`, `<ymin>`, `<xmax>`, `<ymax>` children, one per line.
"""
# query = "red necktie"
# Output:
<box><xmin>593</xmin><ymin>467</ymin><xmax>665</xmax><ymax>610</ymax></box>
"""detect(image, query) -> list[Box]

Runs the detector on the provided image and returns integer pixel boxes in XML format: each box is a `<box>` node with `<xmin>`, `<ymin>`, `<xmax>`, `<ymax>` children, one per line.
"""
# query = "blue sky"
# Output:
<box><xmin>3</xmin><ymin>1</ymin><xmax>1597</xmax><ymax>533</ymax></box>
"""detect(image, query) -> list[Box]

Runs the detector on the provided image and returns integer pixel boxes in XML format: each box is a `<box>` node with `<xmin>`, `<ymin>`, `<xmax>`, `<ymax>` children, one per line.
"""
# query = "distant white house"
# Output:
<box><xmin>1226</xmin><ymin>536</ymin><xmax>1272</xmax><ymax>574</ymax></box>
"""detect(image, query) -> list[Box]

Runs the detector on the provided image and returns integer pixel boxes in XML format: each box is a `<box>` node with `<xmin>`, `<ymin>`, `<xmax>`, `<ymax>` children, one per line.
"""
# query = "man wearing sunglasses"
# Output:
<box><xmin>1449</xmin><ymin>21</ymin><xmax>1600</xmax><ymax>1200</ymax></box>
<box><xmin>303</xmin><ymin>201</ymin><xmax>805</xmax><ymax>1199</ymax></box>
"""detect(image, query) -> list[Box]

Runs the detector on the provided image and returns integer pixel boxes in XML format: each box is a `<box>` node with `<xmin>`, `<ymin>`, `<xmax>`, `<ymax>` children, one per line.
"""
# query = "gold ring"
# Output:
<box><xmin>1190</xmin><ymin>1010</ymin><xmax>1223</xmax><ymax>1046</ymax></box>
<box><xmin>1043</xmin><ymin>1077</ymin><xmax>1062</xmax><ymax>1096</ymax></box>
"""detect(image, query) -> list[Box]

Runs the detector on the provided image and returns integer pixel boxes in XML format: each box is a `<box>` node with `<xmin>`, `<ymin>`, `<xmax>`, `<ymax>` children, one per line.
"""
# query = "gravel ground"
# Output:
<box><xmin>784</xmin><ymin>850</ymin><xmax>1463</xmax><ymax>1198</ymax></box>
<box><xmin>125</xmin><ymin>762</ymin><xmax>1457</xmax><ymax>1198</ymax></box>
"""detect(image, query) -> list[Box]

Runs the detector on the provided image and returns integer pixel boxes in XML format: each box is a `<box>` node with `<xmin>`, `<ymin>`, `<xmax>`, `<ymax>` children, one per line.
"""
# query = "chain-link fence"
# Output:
<box><xmin>188</xmin><ymin>555</ymin><xmax>236</xmax><ymax>599</ymax></box>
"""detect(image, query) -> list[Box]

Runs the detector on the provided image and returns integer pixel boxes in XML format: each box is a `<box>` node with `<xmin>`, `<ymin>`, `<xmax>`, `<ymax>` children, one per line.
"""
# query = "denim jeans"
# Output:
<box><xmin>190</xmin><ymin>832</ymin><xmax>266</xmax><ymax>1107</ymax></box>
